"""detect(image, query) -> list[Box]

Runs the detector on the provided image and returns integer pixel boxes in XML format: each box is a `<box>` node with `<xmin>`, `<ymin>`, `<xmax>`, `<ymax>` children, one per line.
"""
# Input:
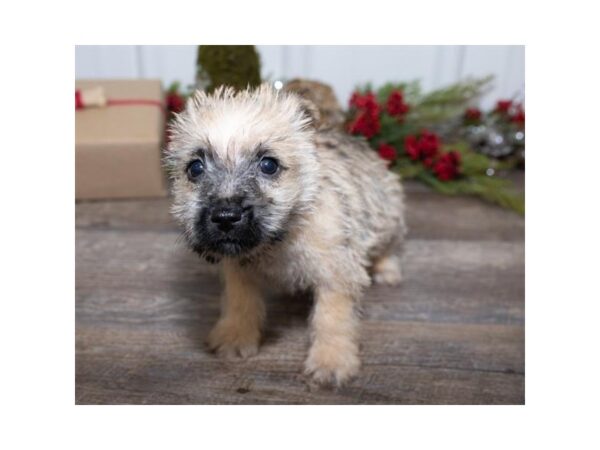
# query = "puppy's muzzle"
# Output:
<box><xmin>209</xmin><ymin>199</ymin><xmax>251</xmax><ymax>233</ymax></box>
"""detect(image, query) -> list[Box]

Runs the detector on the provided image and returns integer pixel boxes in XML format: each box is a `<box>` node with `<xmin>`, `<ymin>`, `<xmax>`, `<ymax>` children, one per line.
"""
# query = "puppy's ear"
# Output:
<box><xmin>297</xmin><ymin>98</ymin><xmax>321</xmax><ymax>129</ymax></box>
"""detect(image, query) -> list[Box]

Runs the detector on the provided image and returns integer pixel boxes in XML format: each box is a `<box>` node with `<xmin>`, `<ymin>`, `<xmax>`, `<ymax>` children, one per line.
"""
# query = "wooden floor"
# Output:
<box><xmin>75</xmin><ymin>178</ymin><xmax>525</xmax><ymax>404</ymax></box>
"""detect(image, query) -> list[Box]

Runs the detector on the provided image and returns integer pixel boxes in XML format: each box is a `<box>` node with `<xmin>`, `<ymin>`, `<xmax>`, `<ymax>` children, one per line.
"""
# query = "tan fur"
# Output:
<box><xmin>165</xmin><ymin>84</ymin><xmax>406</xmax><ymax>386</ymax></box>
<box><xmin>305</xmin><ymin>290</ymin><xmax>360</xmax><ymax>385</ymax></box>
<box><xmin>207</xmin><ymin>261</ymin><xmax>265</xmax><ymax>359</ymax></box>
<box><xmin>372</xmin><ymin>254</ymin><xmax>404</xmax><ymax>285</ymax></box>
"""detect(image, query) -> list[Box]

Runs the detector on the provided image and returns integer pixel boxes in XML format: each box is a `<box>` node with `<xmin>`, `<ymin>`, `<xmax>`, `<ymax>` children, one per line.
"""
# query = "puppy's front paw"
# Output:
<box><xmin>206</xmin><ymin>320</ymin><xmax>261</xmax><ymax>360</ymax></box>
<box><xmin>304</xmin><ymin>342</ymin><xmax>360</xmax><ymax>387</ymax></box>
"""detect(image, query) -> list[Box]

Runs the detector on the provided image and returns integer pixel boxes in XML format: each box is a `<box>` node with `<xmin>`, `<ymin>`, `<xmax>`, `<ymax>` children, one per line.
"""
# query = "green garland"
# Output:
<box><xmin>395</xmin><ymin>142</ymin><xmax>524</xmax><ymax>214</ymax></box>
<box><xmin>349</xmin><ymin>77</ymin><xmax>525</xmax><ymax>215</ymax></box>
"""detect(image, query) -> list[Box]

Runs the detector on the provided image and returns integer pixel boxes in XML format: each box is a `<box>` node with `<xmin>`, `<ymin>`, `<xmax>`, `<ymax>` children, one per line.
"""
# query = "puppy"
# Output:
<box><xmin>165</xmin><ymin>84</ymin><xmax>406</xmax><ymax>385</ymax></box>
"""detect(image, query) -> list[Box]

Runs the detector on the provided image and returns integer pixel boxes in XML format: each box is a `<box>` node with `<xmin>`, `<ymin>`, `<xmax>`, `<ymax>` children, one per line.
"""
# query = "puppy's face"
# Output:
<box><xmin>166</xmin><ymin>85</ymin><xmax>318</xmax><ymax>261</ymax></box>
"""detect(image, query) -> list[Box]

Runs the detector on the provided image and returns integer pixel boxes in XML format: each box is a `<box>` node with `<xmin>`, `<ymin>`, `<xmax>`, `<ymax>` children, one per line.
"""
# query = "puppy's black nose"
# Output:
<box><xmin>211</xmin><ymin>205</ymin><xmax>243</xmax><ymax>231</ymax></box>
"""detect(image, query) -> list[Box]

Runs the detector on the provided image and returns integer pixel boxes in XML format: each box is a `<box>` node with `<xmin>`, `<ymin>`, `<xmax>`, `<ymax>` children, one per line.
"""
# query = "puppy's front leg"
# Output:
<box><xmin>305</xmin><ymin>288</ymin><xmax>360</xmax><ymax>386</ymax></box>
<box><xmin>207</xmin><ymin>261</ymin><xmax>265</xmax><ymax>359</ymax></box>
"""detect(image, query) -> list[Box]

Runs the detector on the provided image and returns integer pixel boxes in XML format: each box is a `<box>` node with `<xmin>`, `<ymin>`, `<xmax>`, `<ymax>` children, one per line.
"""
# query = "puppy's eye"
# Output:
<box><xmin>187</xmin><ymin>160</ymin><xmax>204</xmax><ymax>180</ymax></box>
<box><xmin>259</xmin><ymin>157</ymin><xmax>279</xmax><ymax>175</ymax></box>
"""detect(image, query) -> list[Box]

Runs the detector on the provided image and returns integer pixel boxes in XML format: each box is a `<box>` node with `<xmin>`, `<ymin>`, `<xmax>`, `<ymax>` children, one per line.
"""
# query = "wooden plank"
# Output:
<box><xmin>75</xmin><ymin>178</ymin><xmax>525</xmax><ymax>242</ymax></box>
<box><xmin>77</xmin><ymin>360</ymin><xmax>523</xmax><ymax>405</ymax></box>
<box><xmin>406</xmin><ymin>192</ymin><xmax>524</xmax><ymax>242</ymax></box>
<box><xmin>75</xmin><ymin>188</ymin><xmax>524</xmax><ymax>404</ymax></box>
<box><xmin>76</xmin><ymin>230</ymin><xmax>523</xmax><ymax>325</ymax></box>
<box><xmin>76</xmin><ymin>322</ymin><xmax>523</xmax><ymax>405</ymax></box>
<box><xmin>76</xmin><ymin>321</ymin><xmax>523</xmax><ymax>375</ymax></box>
<box><xmin>75</xmin><ymin>198</ymin><xmax>175</xmax><ymax>231</ymax></box>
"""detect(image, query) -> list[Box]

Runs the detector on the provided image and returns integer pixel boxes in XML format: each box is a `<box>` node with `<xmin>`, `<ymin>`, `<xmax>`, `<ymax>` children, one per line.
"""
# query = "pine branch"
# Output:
<box><xmin>349</xmin><ymin>77</ymin><xmax>524</xmax><ymax>215</ymax></box>
<box><xmin>413</xmin><ymin>171</ymin><xmax>524</xmax><ymax>215</ymax></box>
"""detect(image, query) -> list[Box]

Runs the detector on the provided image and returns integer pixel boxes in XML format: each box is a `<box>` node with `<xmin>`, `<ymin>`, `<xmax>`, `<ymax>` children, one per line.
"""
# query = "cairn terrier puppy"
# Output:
<box><xmin>166</xmin><ymin>84</ymin><xmax>406</xmax><ymax>385</ymax></box>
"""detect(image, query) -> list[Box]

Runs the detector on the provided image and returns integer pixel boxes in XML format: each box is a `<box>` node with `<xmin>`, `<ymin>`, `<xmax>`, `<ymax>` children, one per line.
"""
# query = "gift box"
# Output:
<box><xmin>75</xmin><ymin>79</ymin><xmax>167</xmax><ymax>200</ymax></box>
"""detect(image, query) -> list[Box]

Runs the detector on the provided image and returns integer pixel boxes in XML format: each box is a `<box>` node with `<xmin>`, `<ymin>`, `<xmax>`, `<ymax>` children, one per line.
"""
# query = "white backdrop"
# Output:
<box><xmin>75</xmin><ymin>45</ymin><xmax>524</xmax><ymax>109</ymax></box>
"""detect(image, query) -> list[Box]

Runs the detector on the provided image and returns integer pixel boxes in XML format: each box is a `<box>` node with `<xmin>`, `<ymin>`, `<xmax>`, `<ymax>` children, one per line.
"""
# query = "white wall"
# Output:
<box><xmin>75</xmin><ymin>45</ymin><xmax>524</xmax><ymax>109</ymax></box>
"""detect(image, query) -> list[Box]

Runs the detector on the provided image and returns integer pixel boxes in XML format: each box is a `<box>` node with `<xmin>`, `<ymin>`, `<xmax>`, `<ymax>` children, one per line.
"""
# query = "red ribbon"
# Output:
<box><xmin>106</xmin><ymin>99</ymin><xmax>164</xmax><ymax>108</ymax></box>
<box><xmin>75</xmin><ymin>90</ymin><xmax>164</xmax><ymax>111</ymax></box>
<box><xmin>75</xmin><ymin>91</ymin><xmax>84</xmax><ymax>110</ymax></box>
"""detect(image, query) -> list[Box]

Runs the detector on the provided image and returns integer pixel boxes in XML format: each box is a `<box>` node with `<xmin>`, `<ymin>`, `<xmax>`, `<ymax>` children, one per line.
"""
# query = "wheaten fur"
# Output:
<box><xmin>165</xmin><ymin>84</ymin><xmax>406</xmax><ymax>386</ymax></box>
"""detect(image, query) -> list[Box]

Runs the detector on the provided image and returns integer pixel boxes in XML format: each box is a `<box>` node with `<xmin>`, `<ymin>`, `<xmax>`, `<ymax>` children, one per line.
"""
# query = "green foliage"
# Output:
<box><xmin>410</xmin><ymin>77</ymin><xmax>493</xmax><ymax>127</ymax></box>
<box><xmin>392</xmin><ymin>144</ymin><xmax>525</xmax><ymax>215</ymax></box>
<box><xmin>167</xmin><ymin>81</ymin><xmax>181</xmax><ymax>94</ymax></box>
<box><xmin>418</xmin><ymin>171</ymin><xmax>523</xmax><ymax>214</ymax></box>
<box><xmin>453</xmin><ymin>142</ymin><xmax>492</xmax><ymax>173</ymax></box>
<box><xmin>395</xmin><ymin>157</ymin><xmax>424</xmax><ymax>178</ymax></box>
<box><xmin>376</xmin><ymin>80</ymin><xmax>423</xmax><ymax>106</ymax></box>
<box><xmin>418</xmin><ymin>76</ymin><xmax>493</xmax><ymax>107</ymax></box>
<box><xmin>196</xmin><ymin>45</ymin><xmax>261</xmax><ymax>92</ymax></box>
<box><xmin>357</xmin><ymin>76</ymin><xmax>493</xmax><ymax>128</ymax></box>
<box><xmin>373</xmin><ymin>114</ymin><xmax>416</xmax><ymax>148</ymax></box>
<box><xmin>350</xmin><ymin>76</ymin><xmax>524</xmax><ymax>215</ymax></box>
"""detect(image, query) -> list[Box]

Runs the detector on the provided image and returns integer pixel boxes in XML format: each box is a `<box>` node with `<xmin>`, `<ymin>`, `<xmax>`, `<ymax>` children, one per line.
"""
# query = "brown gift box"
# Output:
<box><xmin>75</xmin><ymin>79</ymin><xmax>168</xmax><ymax>200</ymax></box>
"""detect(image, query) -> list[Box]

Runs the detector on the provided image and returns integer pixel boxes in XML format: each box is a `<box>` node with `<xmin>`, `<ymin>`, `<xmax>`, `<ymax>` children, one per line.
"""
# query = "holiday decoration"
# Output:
<box><xmin>346</xmin><ymin>78</ymin><xmax>524</xmax><ymax>214</ymax></box>
<box><xmin>461</xmin><ymin>99</ymin><xmax>525</xmax><ymax>163</ymax></box>
<box><xmin>404</xmin><ymin>130</ymin><xmax>441</xmax><ymax>165</ymax></box>
<box><xmin>75</xmin><ymin>86</ymin><xmax>164</xmax><ymax>111</ymax></box>
<box><xmin>166</xmin><ymin>84</ymin><xmax>185</xmax><ymax>114</ymax></box>
<box><xmin>385</xmin><ymin>89</ymin><xmax>410</xmax><ymax>118</ymax></box>
<box><xmin>348</xmin><ymin>93</ymin><xmax>381</xmax><ymax>138</ymax></box>
<box><xmin>377</xmin><ymin>143</ymin><xmax>397</xmax><ymax>165</ymax></box>
<box><xmin>75</xmin><ymin>80</ymin><xmax>167</xmax><ymax>200</ymax></box>
<box><xmin>196</xmin><ymin>45</ymin><xmax>261</xmax><ymax>92</ymax></box>
<box><xmin>464</xmin><ymin>107</ymin><xmax>482</xmax><ymax>123</ymax></box>
<box><xmin>75</xmin><ymin>86</ymin><xmax>106</xmax><ymax>109</ymax></box>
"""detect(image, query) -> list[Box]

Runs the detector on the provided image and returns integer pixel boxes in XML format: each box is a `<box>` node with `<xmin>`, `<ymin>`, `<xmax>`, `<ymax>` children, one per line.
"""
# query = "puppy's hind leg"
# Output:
<box><xmin>372</xmin><ymin>253</ymin><xmax>403</xmax><ymax>286</ymax></box>
<box><xmin>372</xmin><ymin>233</ymin><xmax>405</xmax><ymax>286</ymax></box>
